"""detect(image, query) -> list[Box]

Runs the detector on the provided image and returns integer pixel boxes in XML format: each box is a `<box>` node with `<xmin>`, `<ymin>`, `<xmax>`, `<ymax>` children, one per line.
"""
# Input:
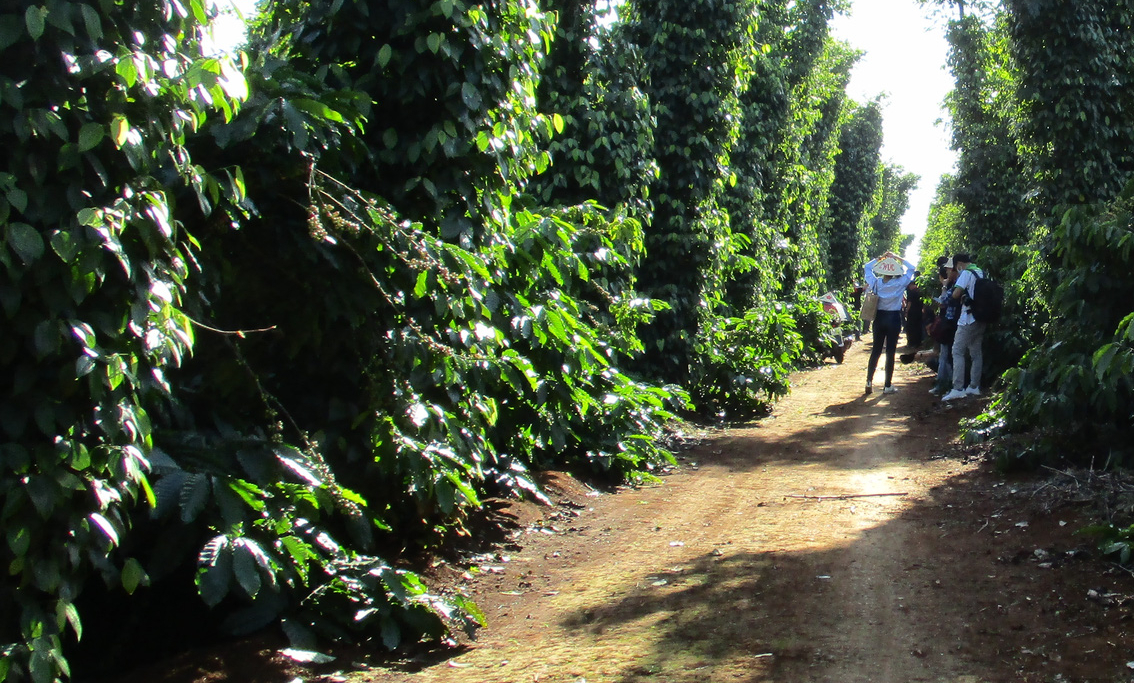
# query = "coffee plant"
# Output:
<box><xmin>969</xmin><ymin>184</ymin><xmax>1134</xmax><ymax>463</ymax></box>
<box><xmin>824</xmin><ymin>100</ymin><xmax>884</xmax><ymax>290</ymax></box>
<box><xmin>0</xmin><ymin>0</ymin><xmax>928</xmax><ymax>678</ymax></box>
<box><xmin>0</xmin><ymin>0</ymin><xmax>246</xmax><ymax>679</ymax></box>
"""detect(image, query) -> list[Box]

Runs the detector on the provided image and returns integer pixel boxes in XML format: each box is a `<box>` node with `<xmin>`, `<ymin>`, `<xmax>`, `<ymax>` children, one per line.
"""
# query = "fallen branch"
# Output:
<box><xmin>1041</xmin><ymin>464</ymin><xmax>1082</xmax><ymax>483</ymax></box>
<box><xmin>786</xmin><ymin>492</ymin><xmax>908</xmax><ymax>501</ymax></box>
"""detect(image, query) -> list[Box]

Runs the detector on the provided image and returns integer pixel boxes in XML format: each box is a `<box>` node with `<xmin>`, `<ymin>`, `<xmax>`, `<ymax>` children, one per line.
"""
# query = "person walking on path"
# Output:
<box><xmin>864</xmin><ymin>251</ymin><xmax>916</xmax><ymax>395</ymax></box>
<box><xmin>942</xmin><ymin>253</ymin><xmax>986</xmax><ymax>401</ymax></box>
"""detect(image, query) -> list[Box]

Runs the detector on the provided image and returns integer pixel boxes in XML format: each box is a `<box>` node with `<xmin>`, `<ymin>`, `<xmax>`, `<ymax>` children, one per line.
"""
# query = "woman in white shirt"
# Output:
<box><xmin>863</xmin><ymin>251</ymin><xmax>916</xmax><ymax>395</ymax></box>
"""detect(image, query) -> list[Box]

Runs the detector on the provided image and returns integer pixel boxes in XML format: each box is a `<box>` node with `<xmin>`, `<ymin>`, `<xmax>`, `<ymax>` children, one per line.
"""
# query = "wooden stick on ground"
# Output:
<box><xmin>786</xmin><ymin>492</ymin><xmax>909</xmax><ymax>501</ymax></box>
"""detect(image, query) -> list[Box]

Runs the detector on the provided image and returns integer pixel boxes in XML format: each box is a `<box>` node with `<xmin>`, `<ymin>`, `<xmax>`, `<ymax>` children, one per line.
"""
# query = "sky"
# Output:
<box><xmin>830</xmin><ymin>0</ymin><xmax>958</xmax><ymax>262</ymax></box>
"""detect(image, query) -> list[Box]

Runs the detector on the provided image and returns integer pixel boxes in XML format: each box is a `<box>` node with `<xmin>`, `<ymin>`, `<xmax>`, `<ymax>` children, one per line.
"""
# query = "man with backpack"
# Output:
<box><xmin>942</xmin><ymin>253</ymin><xmax>991</xmax><ymax>401</ymax></box>
<box><xmin>929</xmin><ymin>259</ymin><xmax>961</xmax><ymax>395</ymax></box>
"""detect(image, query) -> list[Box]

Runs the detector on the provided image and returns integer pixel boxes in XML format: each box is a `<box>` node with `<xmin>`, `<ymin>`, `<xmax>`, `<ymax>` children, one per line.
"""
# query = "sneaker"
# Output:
<box><xmin>883</xmin><ymin>386</ymin><xmax>898</xmax><ymax>395</ymax></box>
<box><xmin>964</xmin><ymin>386</ymin><xmax>981</xmax><ymax>396</ymax></box>
<box><xmin>941</xmin><ymin>389</ymin><xmax>967</xmax><ymax>401</ymax></box>
<box><xmin>929</xmin><ymin>387</ymin><xmax>943</xmax><ymax>396</ymax></box>
<box><xmin>865</xmin><ymin>382</ymin><xmax>872</xmax><ymax>395</ymax></box>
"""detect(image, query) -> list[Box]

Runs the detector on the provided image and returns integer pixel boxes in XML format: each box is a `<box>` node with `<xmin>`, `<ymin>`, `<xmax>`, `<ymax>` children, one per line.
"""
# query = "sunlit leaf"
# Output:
<box><xmin>279</xmin><ymin>649</ymin><xmax>336</xmax><ymax>664</ymax></box>
<box><xmin>196</xmin><ymin>537</ymin><xmax>232</xmax><ymax>607</ymax></box>
<box><xmin>291</xmin><ymin>98</ymin><xmax>344</xmax><ymax>123</ymax></box>
<box><xmin>121</xmin><ymin>557</ymin><xmax>147</xmax><ymax>594</ymax></box>
<box><xmin>88</xmin><ymin>513</ymin><xmax>119</xmax><ymax>546</ymax></box>
<box><xmin>111</xmin><ymin>116</ymin><xmax>130</xmax><ymax>147</ymax></box>
<box><xmin>232</xmin><ymin>538</ymin><xmax>263</xmax><ymax>598</ymax></box>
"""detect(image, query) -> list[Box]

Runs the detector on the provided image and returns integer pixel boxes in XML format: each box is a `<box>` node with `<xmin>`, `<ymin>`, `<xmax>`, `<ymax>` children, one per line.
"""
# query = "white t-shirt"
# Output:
<box><xmin>954</xmin><ymin>266</ymin><xmax>984</xmax><ymax>326</ymax></box>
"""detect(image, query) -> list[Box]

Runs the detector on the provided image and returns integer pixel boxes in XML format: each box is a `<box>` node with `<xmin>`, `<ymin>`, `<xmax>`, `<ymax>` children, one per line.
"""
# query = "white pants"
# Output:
<box><xmin>951</xmin><ymin>322</ymin><xmax>987</xmax><ymax>391</ymax></box>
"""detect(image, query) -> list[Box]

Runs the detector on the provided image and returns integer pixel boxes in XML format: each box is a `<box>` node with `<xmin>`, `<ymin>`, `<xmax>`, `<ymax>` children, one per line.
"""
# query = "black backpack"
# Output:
<box><xmin>968</xmin><ymin>271</ymin><xmax>1004</xmax><ymax>324</ymax></box>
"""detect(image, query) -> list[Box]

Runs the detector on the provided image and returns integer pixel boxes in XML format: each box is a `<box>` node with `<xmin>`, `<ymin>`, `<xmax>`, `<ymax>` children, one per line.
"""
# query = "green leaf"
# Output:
<box><xmin>7</xmin><ymin>526</ymin><xmax>30</xmax><ymax>557</ymax></box>
<box><xmin>232</xmin><ymin>539</ymin><xmax>262</xmax><ymax>598</ymax></box>
<box><xmin>180</xmin><ymin>473</ymin><xmax>211</xmax><ymax>523</ymax></box>
<box><xmin>552</xmin><ymin>113</ymin><xmax>564</xmax><ymax>134</ymax></box>
<box><xmin>121</xmin><ymin>557</ymin><xmax>147</xmax><ymax>594</ymax></box>
<box><xmin>196</xmin><ymin>537</ymin><xmax>232</xmax><ymax>607</ymax></box>
<box><xmin>280</xmin><ymin>537</ymin><xmax>314</xmax><ymax>581</ymax></box>
<box><xmin>189</xmin><ymin>0</ymin><xmax>207</xmax><ymax>27</ymax></box>
<box><xmin>198</xmin><ymin>534</ymin><xmax>228</xmax><ymax>566</ymax></box>
<box><xmin>23</xmin><ymin>475</ymin><xmax>56</xmax><ymax>517</ymax></box>
<box><xmin>1093</xmin><ymin>343</ymin><xmax>1118</xmax><ymax>379</ymax></box>
<box><xmin>7</xmin><ymin>222</ymin><xmax>44</xmax><ymax>263</ymax></box>
<box><xmin>76</xmin><ymin>355</ymin><xmax>96</xmax><ymax>377</ymax></box>
<box><xmin>89</xmin><ymin>512</ymin><xmax>119</xmax><ymax>546</ymax></box>
<box><xmin>78</xmin><ymin>122</ymin><xmax>103</xmax><ymax>152</ymax></box>
<box><xmin>232</xmin><ymin>165</ymin><xmax>246</xmax><ymax>200</ymax></box>
<box><xmin>461</xmin><ymin>81</ymin><xmax>482</xmax><ymax>110</ymax></box>
<box><xmin>227</xmin><ymin>478</ymin><xmax>266</xmax><ymax>511</ymax></box>
<box><xmin>60</xmin><ymin>600</ymin><xmax>82</xmax><ymax>641</ymax></box>
<box><xmin>280</xmin><ymin>649</ymin><xmax>336</xmax><ymax>665</ymax></box>
<box><xmin>290</xmin><ymin>98</ymin><xmax>344</xmax><ymax>123</ymax></box>
<box><xmin>76</xmin><ymin>207</ymin><xmax>100</xmax><ymax>226</ymax></box>
<box><xmin>0</xmin><ymin>15</ymin><xmax>22</xmax><ymax>50</ymax></box>
<box><xmin>6</xmin><ymin>187</ymin><xmax>26</xmax><ymax>214</ymax></box>
<box><xmin>29</xmin><ymin>648</ymin><xmax>52</xmax><ymax>683</ymax></box>
<box><xmin>104</xmin><ymin>356</ymin><xmax>127</xmax><ymax>390</ymax></box>
<box><xmin>79</xmin><ymin>3</ymin><xmax>101</xmax><ymax>40</ymax></box>
<box><xmin>49</xmin><ymin>229</ymin><xmax>80</xmax><ymax>262</ymax></box>
<box><xmin>69</xmin><ymin>444</ymin><xmax>89</xmax><ymax>470</ymax></box>
<box><xmin>111</xmin><ymin>116</ymin><xmax>129</xmax><ymax>147</ymax></box>
<box><xmin>138</xmin><ymin>471</ymin><xmax>156</xmax><ymax>509</ymax></box>
<box><xmin>380</xmin><ymin>616</ymin><xmax>400</xmax><ymax>650</ymax></box>
<box><xmin>377</xmin><ymin>43</ymin><xmax>393</xmax><ymax>68</ymax></box>
<box><xmin>115</xmin><ymin>54</ymin><xmax>138</xmax><ymax>88</ymax></box>
<box><xmin>32</xmin><ymin>319</ymin><xmax>59</xmax><ymax>358</ymax></box>
<box><xmin>25</xmin><ymin>6</ymin><xmax>45</xmax><ymax>40</ymax></box>
<box><xmin>280</xmin><ymin>100</ymin><xmax>309</xmax><ymax>149</ymax></box>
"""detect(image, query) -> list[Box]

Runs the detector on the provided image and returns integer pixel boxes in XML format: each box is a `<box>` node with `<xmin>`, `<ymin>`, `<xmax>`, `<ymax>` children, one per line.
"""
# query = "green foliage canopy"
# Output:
<box><xmin>824</xmin><ymin>100</ymin><xmax>884</xmax><ymax>289</ymax></box>
<box><xmin>0</xmin><ymin>0</ymin><xmax>246</xmax><ymax>679</ymax></box>
<box><xmin>0</xmin><ymin>0</ymin><xmax>925</xmax><ymax>677</ymax></box>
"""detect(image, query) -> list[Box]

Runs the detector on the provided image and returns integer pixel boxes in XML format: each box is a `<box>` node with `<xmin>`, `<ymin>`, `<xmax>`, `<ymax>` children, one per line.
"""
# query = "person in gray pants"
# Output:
<box><xmin>941</xmin><ymin>253</ymin><xmax>985</xmax><ymax>401</ymax></box>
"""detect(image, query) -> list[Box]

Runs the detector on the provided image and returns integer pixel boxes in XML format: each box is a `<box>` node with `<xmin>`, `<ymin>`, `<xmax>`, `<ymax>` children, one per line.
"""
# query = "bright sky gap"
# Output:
<box><xmin>209</xmin><ymin>0</ymin><xmax>958</xmax><ymax>263</ymax></box>
<box><xmin>831</xmin><ymin>0</ymin><xmax>958</xmax><ymax>262</ymax></box>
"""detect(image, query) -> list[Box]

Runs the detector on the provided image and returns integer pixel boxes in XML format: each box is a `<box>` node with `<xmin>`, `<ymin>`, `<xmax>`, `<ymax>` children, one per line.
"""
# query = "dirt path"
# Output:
<box><xmin>352</xmin><ymin>344</ymin><xmax>1134</xmax><ymax>683</ymax></box>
